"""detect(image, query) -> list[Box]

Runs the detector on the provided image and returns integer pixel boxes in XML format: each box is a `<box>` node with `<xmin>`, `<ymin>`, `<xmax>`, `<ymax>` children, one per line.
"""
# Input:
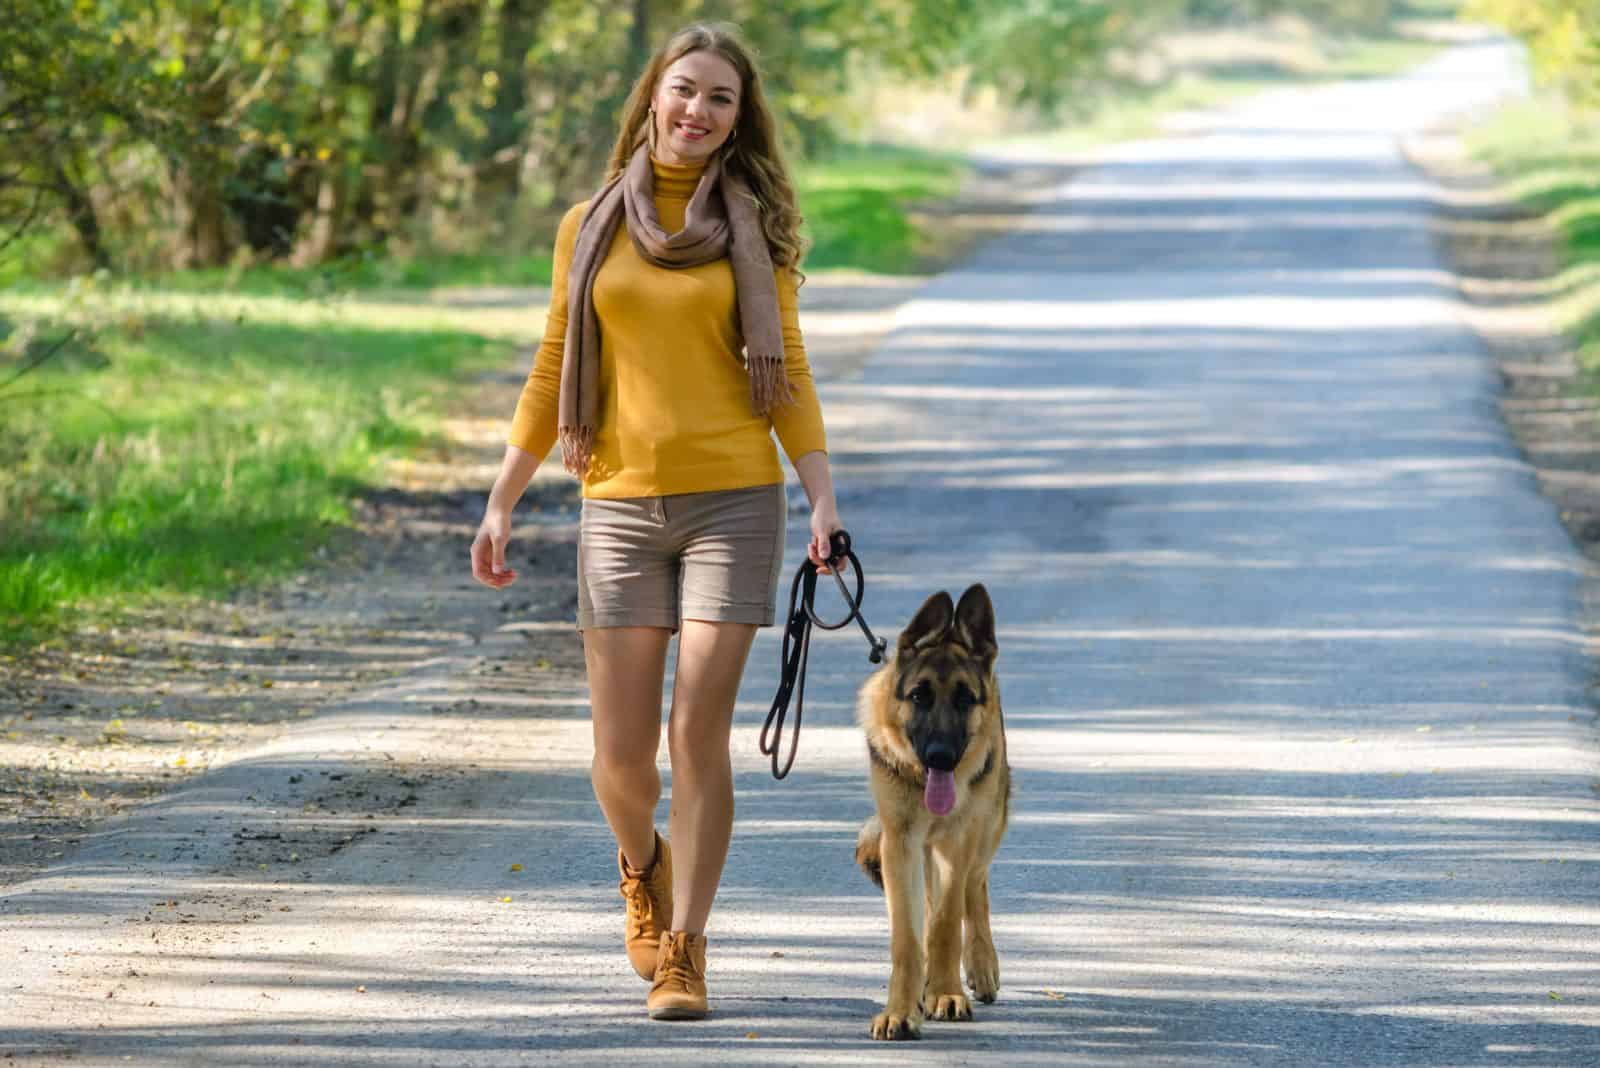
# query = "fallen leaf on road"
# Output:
<box><xmin>510</xmin><ymin>864</ymin><xmax>523</xmax><ymax>872</ymax></box>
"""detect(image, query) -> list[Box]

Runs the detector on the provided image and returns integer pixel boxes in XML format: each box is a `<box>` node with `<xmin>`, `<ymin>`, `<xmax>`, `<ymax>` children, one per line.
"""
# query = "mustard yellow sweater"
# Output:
<box><xmin>507</xmin><ymin>157</ymin><xmax>827</xmax><ymax>499</ymax></box>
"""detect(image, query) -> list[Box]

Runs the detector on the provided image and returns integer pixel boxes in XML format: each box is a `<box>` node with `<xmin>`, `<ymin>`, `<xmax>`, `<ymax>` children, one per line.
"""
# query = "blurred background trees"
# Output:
<box><xmin>1464</xmin><ymin>0</ymin><xmax>1598</xmax><ymax>107</ymax></box>
<box><xmin>0</xmin><ymin>1</ymin><xmax>1441</xmax><ymax>279</ymax></box>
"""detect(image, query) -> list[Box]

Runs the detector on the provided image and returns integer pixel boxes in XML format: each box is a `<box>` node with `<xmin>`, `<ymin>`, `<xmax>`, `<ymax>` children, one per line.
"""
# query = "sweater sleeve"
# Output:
<box><xmin>768</xmin><ymin>267</ymin><xmax>829</xmax><ymax>463</ymax></box>
<box><xmin>506</xmin><ymin>201</ymin><xmax>588</xmax><ymax>458</ymax></box>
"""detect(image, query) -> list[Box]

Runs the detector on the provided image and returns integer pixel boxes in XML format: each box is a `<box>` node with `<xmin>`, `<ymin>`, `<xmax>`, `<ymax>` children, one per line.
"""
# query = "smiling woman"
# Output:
<box><xmin>467</xmin><ymin>22</ymin><xmax>843</xmax><ymax>1024</ymax></box>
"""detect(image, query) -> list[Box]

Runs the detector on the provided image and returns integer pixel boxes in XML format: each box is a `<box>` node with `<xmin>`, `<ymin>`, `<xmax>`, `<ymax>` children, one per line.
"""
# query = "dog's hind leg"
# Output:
<box><xmin>961</xmin><ymin>865</ymin><xmax>1000</xmax><ymax>1003</ymax></box>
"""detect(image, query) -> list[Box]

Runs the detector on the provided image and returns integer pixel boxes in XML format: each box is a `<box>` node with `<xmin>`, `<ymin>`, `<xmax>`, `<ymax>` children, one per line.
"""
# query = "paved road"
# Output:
<box><xmin>6</xmin><ymin>38</ymin><xmax>1598</xmax><ymax>1066</ymax></box>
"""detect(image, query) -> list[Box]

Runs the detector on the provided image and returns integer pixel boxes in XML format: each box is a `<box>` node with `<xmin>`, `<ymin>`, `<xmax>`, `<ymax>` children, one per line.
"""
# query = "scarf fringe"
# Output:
<box><xmin>748</xmin><ymin>353</ymin><xmax>792</xmax><ymax>414</ymax></box>
<box><xmin>558</xmin><ymin>424</ymin><xmax>595</xmax><ymax>477</ymax></box>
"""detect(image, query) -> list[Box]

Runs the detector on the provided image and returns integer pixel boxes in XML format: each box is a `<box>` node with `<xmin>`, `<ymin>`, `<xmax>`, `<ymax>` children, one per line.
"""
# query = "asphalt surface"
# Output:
<box><xmin>5</xmin><ymin>37</ymin><xmax>1598</xmax><ymax>1066</ymax></box>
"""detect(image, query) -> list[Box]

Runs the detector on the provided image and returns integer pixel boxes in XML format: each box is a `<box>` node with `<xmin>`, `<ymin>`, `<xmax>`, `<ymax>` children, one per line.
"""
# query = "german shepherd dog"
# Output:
<box><xmin>854</xmin><ymin>583</ymin><xmax>1011</xmax><ymax>1040</ymax></box>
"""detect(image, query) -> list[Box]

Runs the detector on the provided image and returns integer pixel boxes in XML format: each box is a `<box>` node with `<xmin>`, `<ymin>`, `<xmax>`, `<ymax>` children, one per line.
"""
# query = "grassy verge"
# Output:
<box><xmin>796</xmin><ymin>145</ymin><xmax>970</xmax><ymax>273</ymax></box>
<box><xmin>1463</xmin><ymin>98</ymin><xmax>1600</xmax><ymax>368</ymax></box>
<box><xmin>0</xmin><ymin>289</ymin><xmax>513</xmax><ymax>640</ymax></box>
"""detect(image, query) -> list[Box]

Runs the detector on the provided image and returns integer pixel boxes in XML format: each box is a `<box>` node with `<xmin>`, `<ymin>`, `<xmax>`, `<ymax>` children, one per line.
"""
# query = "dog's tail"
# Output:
<box><xmin>854</xmin><ymin>815</ymin><xmax>884</xmax><ymax>890</ymax></box>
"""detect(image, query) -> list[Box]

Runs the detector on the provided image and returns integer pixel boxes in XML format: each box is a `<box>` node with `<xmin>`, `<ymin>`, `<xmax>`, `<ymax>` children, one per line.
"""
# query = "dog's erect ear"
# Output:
<box><xmin>898</xmin><ymin>590</ymin><xmax>954</xmax><ymax>661</ymax></box>
<box><xmin>954</xmin><ymin>583</ymin><xmax>997</xmax><ymax>668</ymax></box>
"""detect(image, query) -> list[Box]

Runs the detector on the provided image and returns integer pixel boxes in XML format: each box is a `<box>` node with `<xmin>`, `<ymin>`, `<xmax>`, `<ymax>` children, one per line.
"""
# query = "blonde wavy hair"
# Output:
<box><xmin>605</xmin><ymin>23</ymin><xmax>808</xmax><ymax>278</ymax></box>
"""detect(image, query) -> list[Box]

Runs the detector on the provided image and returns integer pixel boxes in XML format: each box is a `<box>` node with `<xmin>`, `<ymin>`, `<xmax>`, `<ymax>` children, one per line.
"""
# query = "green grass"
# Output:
<box><xmin>1466</xmin><ymin>98</ymin><xmax>1600</xmax><ymax>365</ymax></box>
<box><xmin>0</xmin><ymin>297</ymin><xmax>512</xmax><ymax>638</ymax></box>
<box><xmin>796</xmin><ymin>144</ymin><xmax>970</xmax><ymax>273</ymax></box>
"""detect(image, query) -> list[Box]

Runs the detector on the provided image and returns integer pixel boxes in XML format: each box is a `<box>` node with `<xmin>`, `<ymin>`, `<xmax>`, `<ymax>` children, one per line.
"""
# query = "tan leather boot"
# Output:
<box><xmin>618</xmin><ymin>832</ymin><xmax>672</xmax><ymax>980</ymax></box>
<box><xmin>647</xmin><ymin>930</ymin><xmax>708</xmax><ymax>1020</ymax></box>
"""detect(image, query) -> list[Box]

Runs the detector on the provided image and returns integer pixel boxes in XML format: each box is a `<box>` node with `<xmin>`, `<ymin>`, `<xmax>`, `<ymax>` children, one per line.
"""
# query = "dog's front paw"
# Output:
<box><xmin>870</xmin><ymin>1007</ymin><xmax>924</xmax><ymax>1041</ymax></box>
<box><xmin>925</xmin><ymin>991</ymin><xmax>973</xmax><ymax>1021</ymax></box>
<box><xmin>963</xmin><ymin>940</ymin><xmax>1000</xmax><ymax>1003</ymax></box>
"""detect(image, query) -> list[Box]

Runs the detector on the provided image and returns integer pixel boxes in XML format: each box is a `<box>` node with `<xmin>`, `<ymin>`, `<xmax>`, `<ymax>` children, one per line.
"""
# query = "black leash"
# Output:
<box><xmin>761</xmin><ymin>529</ymin><xmax>888</xmax><ymax>780</ymax></box>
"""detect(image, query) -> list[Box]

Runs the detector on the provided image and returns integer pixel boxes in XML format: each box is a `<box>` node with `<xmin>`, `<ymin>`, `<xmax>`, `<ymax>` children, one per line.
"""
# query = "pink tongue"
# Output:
<box><xmin>924</xmin><ymin>768</ymin><xmax>956</xmax><ymax>816</ymax></box>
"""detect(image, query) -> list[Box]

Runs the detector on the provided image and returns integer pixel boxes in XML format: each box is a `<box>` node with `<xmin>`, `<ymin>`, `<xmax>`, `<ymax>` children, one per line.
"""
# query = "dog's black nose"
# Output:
<box><xmin>924</xmin><ymin>741</ymin><xmax>957</xmax><ymax>772</ymax></box>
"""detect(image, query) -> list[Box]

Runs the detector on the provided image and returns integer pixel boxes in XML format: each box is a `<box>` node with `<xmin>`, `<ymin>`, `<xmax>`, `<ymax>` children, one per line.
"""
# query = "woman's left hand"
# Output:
<box><xmin>807</xmin><ymin>497</ymin><xmax>844</xmax><ymax>573</ymax></box>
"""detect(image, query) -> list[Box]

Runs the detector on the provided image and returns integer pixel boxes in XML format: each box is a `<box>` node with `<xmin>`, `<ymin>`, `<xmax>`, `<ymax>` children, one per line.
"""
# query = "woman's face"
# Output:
<box><xmin>651</xmin><ymin>50</ymin><xmax>742</xmax><ymax>166</ymax></box>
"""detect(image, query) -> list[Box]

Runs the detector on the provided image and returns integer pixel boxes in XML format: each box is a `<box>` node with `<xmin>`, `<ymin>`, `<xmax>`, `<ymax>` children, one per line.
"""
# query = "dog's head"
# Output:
<box><xmin>890</xmin><ymin>583</ymin><xmax>998</xmax><ymax>780</ymax></box>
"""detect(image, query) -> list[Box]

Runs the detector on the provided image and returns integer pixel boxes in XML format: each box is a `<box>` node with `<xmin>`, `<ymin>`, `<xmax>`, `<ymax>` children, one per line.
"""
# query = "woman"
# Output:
<box><xmin>469</xmin><ymin>23</ymin><xmax>842</xmax><ymax>1021</ymax></box>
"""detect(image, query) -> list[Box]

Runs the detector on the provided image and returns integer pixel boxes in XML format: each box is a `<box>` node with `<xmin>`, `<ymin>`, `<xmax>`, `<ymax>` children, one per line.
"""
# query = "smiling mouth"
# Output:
<box><xmin>676</xmin><ymin>123</ymin><xmax>710</xmax><ymax>139</ymax></box>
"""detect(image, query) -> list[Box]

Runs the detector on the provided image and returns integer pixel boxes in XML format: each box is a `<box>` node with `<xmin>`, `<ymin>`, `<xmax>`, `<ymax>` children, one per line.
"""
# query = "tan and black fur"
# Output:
<box><xmin>854</xmin><ymin>583</ymin><xmax>1011</xmax><ymax>1041</ymax></box>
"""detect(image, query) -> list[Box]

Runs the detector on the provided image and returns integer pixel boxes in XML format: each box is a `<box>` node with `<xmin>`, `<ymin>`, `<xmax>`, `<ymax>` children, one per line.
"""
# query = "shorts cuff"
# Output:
<box><xmin>578</xmin><ymin>610</ymin><xmax>679</xmax><ymax>633</ymax></box>
<box><xmin>680</xmin><ymin>602</ymin><xmax>777</xmax><ymax>627</ymax></box>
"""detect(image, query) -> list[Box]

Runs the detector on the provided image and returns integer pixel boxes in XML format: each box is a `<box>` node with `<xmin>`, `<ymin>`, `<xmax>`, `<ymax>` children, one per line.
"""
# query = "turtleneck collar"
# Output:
<box><xmin>650</xmin><ymin>154</ymin><xmax>709</xmax><ymax>200</ymax></box>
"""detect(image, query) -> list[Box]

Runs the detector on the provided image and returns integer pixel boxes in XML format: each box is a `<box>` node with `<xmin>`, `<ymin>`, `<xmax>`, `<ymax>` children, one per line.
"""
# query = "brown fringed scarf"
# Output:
<box><xmin>558</xmin><ymin>143</ymin><xmax>791</xmax><ymax>477</ymax></box>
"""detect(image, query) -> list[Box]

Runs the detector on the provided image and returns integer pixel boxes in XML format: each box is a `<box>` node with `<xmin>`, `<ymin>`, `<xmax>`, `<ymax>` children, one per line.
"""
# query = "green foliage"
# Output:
<box><xmin>0</xmin><ymin>307</ymin><xmax>506</xmax><ymax>624</ymax></box>
<box><xmin>1465</xmin><ymin>0</ymin><xmax>1600</xmax><ymax>107</ymax></box>
<box><xmin>1182</xmin><ymin>0</ymin><xmax>1400</xmax><ymax>29</ymax></box>
<box><xmin>1466</xmin><ymin>99</ymin><xmax>1600</xmax><ymax>367</ymax></box>
<box><xmin>797</xmin><ymin>145</ymin><xmax>968</xmax><ymax>272</ymax></box>
<box><xmin>0</xmin><ymin>0</ymin><xmax>1184</xmax><ymax>278</ymax></box>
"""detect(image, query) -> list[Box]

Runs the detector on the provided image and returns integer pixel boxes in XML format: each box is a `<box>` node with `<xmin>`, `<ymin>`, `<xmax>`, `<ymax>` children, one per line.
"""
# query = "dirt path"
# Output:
<box><xmin>6</xmin><ymin>54</ymin><xmax>1590</xmax><ymax>957</ymax></box>
<box><xmin>9</xmin><ymin>42</ymin><xmax>1600</xmax><ymax>1063</ymax></box>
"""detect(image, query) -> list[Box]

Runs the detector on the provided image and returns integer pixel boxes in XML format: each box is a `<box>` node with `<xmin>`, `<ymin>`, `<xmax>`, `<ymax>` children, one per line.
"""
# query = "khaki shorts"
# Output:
<box><xmin>577</xmin><ymin>484</ymin><xmax>787</xmax><ymax>632</ymax></box>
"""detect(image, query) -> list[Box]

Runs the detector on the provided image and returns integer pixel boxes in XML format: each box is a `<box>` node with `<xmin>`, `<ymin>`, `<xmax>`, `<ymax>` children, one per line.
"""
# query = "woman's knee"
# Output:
<box><xmin>591</xmin><ymin>747</ymin><xmax>661</xmax><ymax>798</ymax></box>
<box><xmin>667</xmin><ymin>723</ymin><xmax>732</xmax><ymax>782</ymax></box>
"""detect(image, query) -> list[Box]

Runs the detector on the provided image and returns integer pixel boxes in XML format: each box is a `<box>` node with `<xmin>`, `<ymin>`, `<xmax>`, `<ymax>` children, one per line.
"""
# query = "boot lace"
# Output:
<box><xmin>621</xmin><ymin>872</ymin><xmax>654</xmax><ymax>940</ymax></box>
<box><xmin>656</xmin><ymin>936</ymin><xmax>700</xmax><ymax>987</ymax></box>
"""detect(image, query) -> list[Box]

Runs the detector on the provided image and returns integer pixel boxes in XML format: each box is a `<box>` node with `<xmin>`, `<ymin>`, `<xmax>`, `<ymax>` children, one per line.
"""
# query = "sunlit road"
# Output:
<box><xmin>5</xmin><ymin>37</ymin><xmax>1597</xmax><ymax>1067</ymax></box>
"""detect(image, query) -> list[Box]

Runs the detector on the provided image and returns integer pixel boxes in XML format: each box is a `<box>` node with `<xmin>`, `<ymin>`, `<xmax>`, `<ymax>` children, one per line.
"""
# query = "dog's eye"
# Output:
<box><xmin>909</xmin><ymin>682</ymin><xmax>934</xmax><ymax>706</ymax></box>
<box><xmin>953</xmin><ymin>685</ymin><xmax>976</xmax><ymax>709</ymax></box>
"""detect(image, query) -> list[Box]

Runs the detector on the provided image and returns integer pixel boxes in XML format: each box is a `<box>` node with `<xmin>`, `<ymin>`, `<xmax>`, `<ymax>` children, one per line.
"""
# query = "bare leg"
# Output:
<box><xmin>665</xmin><ymin>619</ymin><xmax>757</xmax><ymax>934</ymax></box>
<box><xmin>584</xmin><ymin>626</ymin><xmax>672</xmax><ymax>870</ymax></box>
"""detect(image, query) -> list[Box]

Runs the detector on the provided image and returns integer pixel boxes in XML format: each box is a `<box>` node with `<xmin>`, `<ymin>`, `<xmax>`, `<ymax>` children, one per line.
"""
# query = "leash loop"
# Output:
<box><xmin>760</xmin><ymin>530</ymin><xmax>886</xmax><ymax>780</ymax></box>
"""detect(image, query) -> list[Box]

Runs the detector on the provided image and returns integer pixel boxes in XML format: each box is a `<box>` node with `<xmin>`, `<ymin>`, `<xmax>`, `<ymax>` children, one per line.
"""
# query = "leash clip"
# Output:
<box><xmin>822</xmin><ymin>531</ymin><xmax>887</xmax><ymax>664</ymax></box>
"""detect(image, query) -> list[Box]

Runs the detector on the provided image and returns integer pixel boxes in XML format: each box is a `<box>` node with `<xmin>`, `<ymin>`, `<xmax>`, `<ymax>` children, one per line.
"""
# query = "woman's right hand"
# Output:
<box><xmin>471</xmin><ymin>505</ymin><xmax>517</xmax><ymax>589</ymax></box>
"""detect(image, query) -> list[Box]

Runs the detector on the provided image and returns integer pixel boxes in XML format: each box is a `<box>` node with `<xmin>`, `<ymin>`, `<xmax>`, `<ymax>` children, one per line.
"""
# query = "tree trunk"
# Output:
<box><xmin>628</xmin><ymin>0</ymin><xmax>652</xmax><ymax>87</ymax></box>
<box><xmin>174</xmin><ymin>8</ymin><xmax>231</xmax><ymax>268</ymax></box>
<box><xmin>49</xmin><ymin>154</ymin><xmax>110</xmax><ymax>272</ymax></box>
<box><xmin>291</xmin><ymin>169</ymin><xmax>340</xmax><ymax>267</ymax></box>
